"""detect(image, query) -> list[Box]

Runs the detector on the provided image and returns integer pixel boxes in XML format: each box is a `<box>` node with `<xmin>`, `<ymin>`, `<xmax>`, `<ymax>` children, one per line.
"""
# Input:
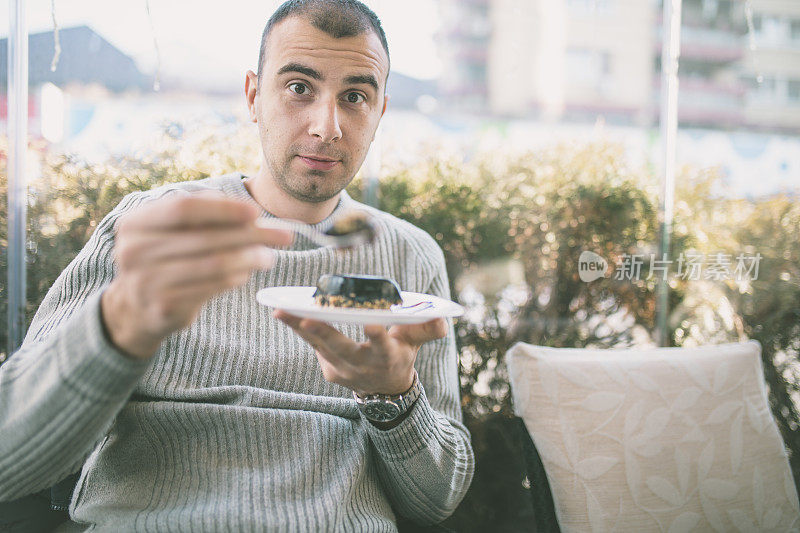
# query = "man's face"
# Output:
<box><xmin>247</xmin><ymin>16</ymin><xmax>389</xmax><ymax>204</ymax></box>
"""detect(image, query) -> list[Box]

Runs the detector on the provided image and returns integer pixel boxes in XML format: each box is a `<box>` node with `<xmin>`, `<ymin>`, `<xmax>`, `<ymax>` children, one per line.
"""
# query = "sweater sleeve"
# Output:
<box><xmin>360</xmin><ymin>247</ymin><xmax>475</xmax><ymax>525</ymax></box>
<box><xmin>0</xmin><ymin>193</ymin><xmax>153</xmax><ymax>502</ymax></box>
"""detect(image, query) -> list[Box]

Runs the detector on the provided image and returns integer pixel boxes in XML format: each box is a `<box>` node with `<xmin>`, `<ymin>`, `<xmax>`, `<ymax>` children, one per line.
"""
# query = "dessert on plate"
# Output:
<box><xmin>313</xmin><ymin>274</ymin><xmax>402</xmax><ymax>310</ymax></box>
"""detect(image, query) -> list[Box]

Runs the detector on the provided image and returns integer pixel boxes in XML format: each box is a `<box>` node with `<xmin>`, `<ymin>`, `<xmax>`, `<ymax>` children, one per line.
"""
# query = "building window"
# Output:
<box><xmin>789</xmin><ymin>80</ymin><xmax>800</xmax><ymax>103</ymax></box>
<box><xmin>566</xmin><ymin>48</ymin><xmax>611</xmax><ymax>91</ymax></box>
<box><xmin>791</xmin><ymin>19</ymin><xmax>800</xmax><ymax>42</ymax></box>
<box><xmin>567</xmin><ymin>0</ymin><xmax>614</xmax><ymax>15</ymax></box>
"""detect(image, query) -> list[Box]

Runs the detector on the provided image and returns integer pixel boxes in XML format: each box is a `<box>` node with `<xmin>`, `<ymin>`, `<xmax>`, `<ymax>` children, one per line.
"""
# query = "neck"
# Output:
<box><xmin>245</xmin><ymin>165</ymin><xmax>341</xmax><ymax>224</ymax></box>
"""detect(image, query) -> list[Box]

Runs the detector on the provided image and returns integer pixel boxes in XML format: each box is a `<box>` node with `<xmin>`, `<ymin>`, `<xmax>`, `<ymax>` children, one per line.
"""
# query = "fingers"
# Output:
<box><xmin>119</xmin><ymin>194</ymin><xmax>261</xmax><ymax>231</ymax></box>
<box><xmin>118</xmin><ymin>225</ymin><xmax>292</xmax><ymax>268</ymax></box>
<box><xmin>273</xmin><ymin>310</ymin><xmax>361</xmax><ymax>360</ymax></box>
<box><xmin>147</xmin><ymin>245</ymin><xmax>275</xmax><ymax>289</ymax></box>
<box><xmin>390</xmin><ymin>318</ymin><xmax>448</xmax><ymax>347</ymax></box>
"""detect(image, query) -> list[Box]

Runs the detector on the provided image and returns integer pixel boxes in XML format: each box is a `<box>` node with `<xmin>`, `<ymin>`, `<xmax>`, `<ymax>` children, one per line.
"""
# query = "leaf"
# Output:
<box><xmin>681</xmin><ymin>425</ymin><xmax>706</xmax><ymax>443</ymax></box>
<box><xmin>560</xmin><ymin>411</ymin><xmax>580</xmax><ymax>466</ymax></box>
<box><xmin>705</xmin><ymin>401</ymin><xmax>742</xmax><ymax>424</ymax></box>
<box><xmin>745</xmin><ymin>398</ymin><xmax>765</xmax><ymax>434</ymax></box>
<box><xmin>675</xmin><ymin>448</ymin><xmax>690</xmax><ymax>496</ymax></box>
<box><xmin>556</xmin><ymin>364</ymin><xmax>598</xmax><ymax>390</ymax></box>
<box><xmin>538</xmin><ymin>359</ymin><xmax>559</xmax><ymax>404</ymax></box>
<box><xmin>600</xmin><ymin>360</ymin><xmax>628</xmax><ymax>387</ymax></box>
<box><xmin>624</xmin><ymin>449</ymin><xmax>642</xmax><ymax>495</ymax></box>
<box><xmin>627</xmin><ymin>370</ymin><xmax>659</xmax><ymax>392</ymax></box>
<box><xmin>726</xmin><ymin>509</ymin><xmax>758</xmax><ymax>533</ymax></box>
<box><xmin>700</xmin><ymin>492</ymin><xmax>726</xmax><ymax>532</ymax></box>
<box><xmin>672</xmin><ymin>387</ymin><xmax>703</xmax><ymax>411</ymax></box>
<box><xmin>675</xmin><ymin>358</ymin><xmax>711</xmax><ymax>391</ymax></box>
<box><xmin>753</xmin><ymin>465</ymin><xmax>764</xmax><ymax>521</ymax></box>
<box><xmin>624</xmin><ymin>401</ymin><xmax>644</xmax><ymax>437</ymax></box>
<box><xmin>641</xmin><ymin>408</ymin><xmax>670</xmax><ymax>439</ymax></box>
<box><xmin>647</xmin><ymin>476</ymin><xmax>683</xmax><ymax>506</ymax></box>
<box><xmin>763</xmin><ymin>507</ymin><xmax>782</xmax><ymax>529</ymax></box>
<box><xmin>576</xmin><ymin>456</ymin><xmax>618</xmax><ymax>480</ymax></box>
<box><xmin>698</xmin><ymin>440</ymin><xmax>715</xmax><ymax>481</ymax></box>
<box><xmin>581</xmin><ymin>392</ymin><xmax>624</xmax><ymax>412</ymax></box>
<box><xmin>585</xmin><ymin>486</ymin><xmax>606</xmax><ymax>533</ymax></box>
<box><xmin>785</xmin><ymin>469</ymin><xmax>800</xmax><ymax>513</ymax></box>
<box><xmin>630</xmin><ymin>436</ymin><xmax>662</xmax><ymax>458</ymax></box>
<box><xmin>700</xmin><ymin>479</ymin><xmax>739</xmax><ymax>500</ymax></box>
<box><xmin>712</xmin><ymin>362</ymin><xmax>729</xmax><ymax>393</ymax></box>
<box><xmin>730</xmin><ymin>413</ymin><xmax>743</xmax><ymax>475</ymax></box>
<box><xmin>667</xmin><ymin>511</ymin><xmax>700</xmax><ymax>533</ymax></box>
<box><xmin>535</xmin><ymin>435</ymin><xmax>572</xmax><ymax>471</ymax></box>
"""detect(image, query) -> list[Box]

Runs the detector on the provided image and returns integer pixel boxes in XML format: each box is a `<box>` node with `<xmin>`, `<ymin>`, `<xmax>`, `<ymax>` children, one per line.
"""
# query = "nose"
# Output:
<box><xmin>307</xmin><ymin>97</ymin><xmax>342</xmax><ymax>143</ymax></box>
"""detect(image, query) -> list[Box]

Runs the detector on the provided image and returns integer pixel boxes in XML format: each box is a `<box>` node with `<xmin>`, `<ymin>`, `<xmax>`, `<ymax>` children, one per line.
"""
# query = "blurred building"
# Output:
<box><xmin>657</xmin><ymin>0</ymin><xmax>748</xmax><ymax>129</ymax></box>
<box><xmin>437</xmin><ymin>0</ymin><xmax>491</xmax><ymax>111</ymax></box>
<box><xmin>0</xmin><ymin>25</ymin><xmax>149</xmax><ymax>92</ymax></box>
<box><xmin>437</xmin><ymin>0</ymin><xmax>800</xmax><ymax>133</ymax></box>
<box><xmin>743</xmin><ymin>0</ymin><xmax>800</xmax><ymax>132</ymax></box>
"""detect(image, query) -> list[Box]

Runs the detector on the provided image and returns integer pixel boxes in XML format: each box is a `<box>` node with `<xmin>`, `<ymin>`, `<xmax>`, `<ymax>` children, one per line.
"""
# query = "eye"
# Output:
<box><xmin>289</xmin><ymin>82</ymin><xmax>309</xmax><ymax>95</ymax></box>
<box><xmin>345</xmin><ymin>92</ymin><xmax>365</xmax><ymax>104</ymax></box>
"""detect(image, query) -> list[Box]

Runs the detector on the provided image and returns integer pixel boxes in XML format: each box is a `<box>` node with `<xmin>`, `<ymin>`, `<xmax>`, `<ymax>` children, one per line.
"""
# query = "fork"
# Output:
<box><xmin>255</xmin><ymin>213</ymin><xmax>375</xmax><ymax>249</ymax></box>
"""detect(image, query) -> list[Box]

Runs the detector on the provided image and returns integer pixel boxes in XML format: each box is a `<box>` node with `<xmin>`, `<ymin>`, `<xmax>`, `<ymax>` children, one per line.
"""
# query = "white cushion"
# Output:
<box><xmin>507</xmin><ymin>340</ymin><xmax>800</xmax><ymax>533</ymax></box>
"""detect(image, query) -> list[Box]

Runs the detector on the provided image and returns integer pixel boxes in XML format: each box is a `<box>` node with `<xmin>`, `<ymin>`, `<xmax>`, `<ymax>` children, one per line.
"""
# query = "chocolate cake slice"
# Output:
<box><xmin>313</xmin><ymin>274</ymin><xmax>403</xmax><ymax>309</ymax></box>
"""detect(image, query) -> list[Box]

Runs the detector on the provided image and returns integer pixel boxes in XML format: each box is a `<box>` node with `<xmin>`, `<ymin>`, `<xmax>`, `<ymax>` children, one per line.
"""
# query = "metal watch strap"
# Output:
<box><xmin>353</xmin><ymin>370</ymin><xmax>421</xmax><ymax>422</ymax></box>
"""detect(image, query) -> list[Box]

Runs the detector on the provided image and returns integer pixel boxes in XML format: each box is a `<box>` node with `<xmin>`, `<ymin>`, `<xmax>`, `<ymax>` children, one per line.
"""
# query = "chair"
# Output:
<box><xmin>507</xmin><ymin>340</ymin><xmax>800</xmax><ymax>532</ymax></box>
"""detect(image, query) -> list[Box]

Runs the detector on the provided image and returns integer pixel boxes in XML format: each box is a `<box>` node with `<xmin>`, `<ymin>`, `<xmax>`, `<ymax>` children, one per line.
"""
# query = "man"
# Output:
<box><xmin>0</xmin><ymin>0</ymin><xmax>474</xmax><ymax>531</ymax></box>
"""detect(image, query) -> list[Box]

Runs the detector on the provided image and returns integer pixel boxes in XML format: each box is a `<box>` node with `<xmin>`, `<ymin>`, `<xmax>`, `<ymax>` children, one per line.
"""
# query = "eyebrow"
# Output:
<box><xmin>276</xmin><ymin>62</ymin><xmax>322</xmax><ymax>80</ymax></box>
<box><xmin>276</xmin><ymin>62</ymin><xmax>379</xmax><ymax>93</ymax></box>
<box><xmin>343</xmin><ymin>74</ymin><xmax>379</xmax><ymax>92</ymax></box>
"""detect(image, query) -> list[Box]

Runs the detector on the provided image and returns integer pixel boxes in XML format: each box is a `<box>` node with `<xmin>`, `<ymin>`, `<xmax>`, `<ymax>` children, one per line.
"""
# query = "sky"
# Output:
<box><xmin>1</xmin><ymin>0</ymin><xmax>442</xmax><ymax>90</ymax></box>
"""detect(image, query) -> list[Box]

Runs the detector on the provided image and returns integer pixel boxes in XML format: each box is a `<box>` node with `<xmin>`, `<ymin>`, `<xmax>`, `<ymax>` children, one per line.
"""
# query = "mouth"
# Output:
<box><xmin>297</xmin><ymin>155</ymin><xmax>340</xmax><ymax>171</ymax></box>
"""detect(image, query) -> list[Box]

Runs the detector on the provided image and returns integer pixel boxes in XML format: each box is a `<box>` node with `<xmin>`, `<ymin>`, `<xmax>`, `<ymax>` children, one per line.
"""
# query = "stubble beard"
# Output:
<box><xmin>267</xmin><ymin>149</ymin><xmax>352</xmax><ymax>204</ymax></box>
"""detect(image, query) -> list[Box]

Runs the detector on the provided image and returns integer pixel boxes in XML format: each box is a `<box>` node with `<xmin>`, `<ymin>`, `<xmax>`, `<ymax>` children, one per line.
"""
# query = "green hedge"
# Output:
<box><xmin>1</xmin><ymin>134</ymin><xmax>798</xmax><ymax>529</ymax></box>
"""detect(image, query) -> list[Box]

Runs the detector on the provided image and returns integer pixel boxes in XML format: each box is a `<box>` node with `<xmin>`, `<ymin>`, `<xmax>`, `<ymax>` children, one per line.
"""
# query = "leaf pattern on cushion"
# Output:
<box><xmin>534</xmin><ymin>435</ymin><xmax>572</xmax><ymax>471</ymax></box>
<box><xmin>647</xmin><ymin>476</ymin><xmax>683</xmax><ymax>506</ymax></box>
<box><xmin>727</xmin><ymin>509</ymin><xmax>758</xmax><ymax>532</ymax></box>
<box><xmin>581</xmin><ymin>391</ymin><xmax>625</xmax><ymax>412</ymax></box>
<box><xmin>730</xmin><ymin>412</ymin><xmax>744</xmax><ymax>474</ymax></box>
<box><xmin>506</xmin><ymin>342</ymin><xmax>800</xmax><ymax>533</ymax></box>
<box><xmin>556</xmin><ymin>364</ymin><xmax>598</xmax><ymax>390</ymax></box>
<box><xmin>698</xmin><ymin>440</ymin><xmax>715</xmax><ymax>481</ymax></box>
<box><xmin>705</xmin><ymin>400</ymin><xmax>742</xmax><ymax>424</ymax></box>
<box><xmin>699</xmin><ymin>492</ymin><xmax>726</xmax><ymax>532</ymax></box>
<box><xmin>600</xmin><ymin>360</ymin><xmax>628</xmax><ymax>388</ymax></box>
<box><xmin>712</xmin><ymin>362</ymin><xmax>729</xmax><ymax>394</ymax></box>
<box><xmin>745</xmin><ymin>397</ymin><xmax>767</xmax><ymax>434</ymax></box>
<box><xmin>785</xmin><ymin>470</ymin><xmax>800</xmax><ymax>515</ymax></box>
<box><xmin>672</xmin><ymin>387</ymin><xmax>703</xmax><ymax>411</ymax></box>
<box><xmin>584</xmin><ymin>485</ymin><xmax>607</xmax><ymax>533</ymax></box>
<box><xmin>753</xmin><ymin>465</ymin><xmax>765</xmax><ymax>524</ymax></box>
<box><xmin>576</xmin><ymin>456</ymin><xmax>618</xmax><ymax>480</ymax></box>
<box><xmin>627</xmin><ymin>369</ymin><xmax>660</xmax><ymax>392</ymax></box>
<box><xmin>675</xmin><ymin>448</ymin><xmax>691</xmax><ymax>496</ymax></box>
<box><xmin>763</xmin><ymin>507</ymin><xmax>782</xmax><ymax>529</ymax></box>
<box><xmin>667</xmin><ymin>511</ymin><xmax>700</xmax><ymax>533</ymax></box>
<box><xmin>699</xmin><ymin>479</ymin><xmax>738</xmax><ymax>500</ymax></box>
<box><xmin>538</xmin><ymin>357</ymin><xmax>559</xmax><ymax>403</ymax></box>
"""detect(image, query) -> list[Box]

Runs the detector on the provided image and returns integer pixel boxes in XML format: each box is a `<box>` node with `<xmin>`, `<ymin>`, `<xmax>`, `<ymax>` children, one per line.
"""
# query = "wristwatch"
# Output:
<box><xmin>353</xmin><ymin>370</ymin><xmax>421</xmax><ymax>423</ymax></box>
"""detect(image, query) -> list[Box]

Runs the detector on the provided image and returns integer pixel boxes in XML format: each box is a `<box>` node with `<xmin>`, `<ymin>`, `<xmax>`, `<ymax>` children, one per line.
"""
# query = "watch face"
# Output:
<box><xmin>364</xmin><ymin>400</ymin><xmax>401</xmax><ymax>422</ymax></box>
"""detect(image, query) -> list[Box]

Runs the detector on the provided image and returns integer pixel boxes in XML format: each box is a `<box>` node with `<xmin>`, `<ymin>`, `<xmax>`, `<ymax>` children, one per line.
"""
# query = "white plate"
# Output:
<box><xmin>256</xmin><ymin>286</ymin><xmax>465</xmax><ymax>325</ymax></box>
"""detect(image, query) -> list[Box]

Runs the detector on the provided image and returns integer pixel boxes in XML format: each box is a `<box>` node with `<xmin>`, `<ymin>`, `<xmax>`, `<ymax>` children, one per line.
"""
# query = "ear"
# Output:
<box><xmin>381</xmin><ymin>93</ymin><xmax>390</xmax><ymax>118</ymax></box>
<box><xmin>245</xmin><ymin>70</ymin><xmax>259</xmax><ymax>123</ymax></box>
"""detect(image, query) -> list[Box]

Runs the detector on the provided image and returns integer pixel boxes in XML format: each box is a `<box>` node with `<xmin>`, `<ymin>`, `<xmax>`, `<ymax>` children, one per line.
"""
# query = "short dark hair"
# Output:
<box><xmin>257</xmin><ymin>0</ymin><xmax>390</xmax><ymax>86</ymax></box>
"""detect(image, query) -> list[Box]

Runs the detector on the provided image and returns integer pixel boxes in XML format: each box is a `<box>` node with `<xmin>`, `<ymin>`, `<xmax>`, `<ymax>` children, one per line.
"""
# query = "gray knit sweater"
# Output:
<box><xmin>0</xmin><ymin>173</ymin><xmax>474</xmax><ymax>532</ymax></box>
